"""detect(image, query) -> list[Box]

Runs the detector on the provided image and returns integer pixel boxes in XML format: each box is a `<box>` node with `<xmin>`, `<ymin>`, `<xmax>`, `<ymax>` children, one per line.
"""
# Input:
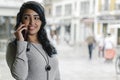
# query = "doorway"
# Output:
<box><xmin>117</xmin><ymin>28</ymin><xmax>120</xmax><ymax>45</ymax></box>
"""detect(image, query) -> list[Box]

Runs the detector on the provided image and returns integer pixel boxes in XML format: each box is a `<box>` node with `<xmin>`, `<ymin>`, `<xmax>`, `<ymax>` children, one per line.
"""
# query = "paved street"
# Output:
<box><xmin>0</xmin><ymin>52</ymin><xmax>14</xmax><ymax>80</ymax></box>
<box><xmin>56</xmin><ymin>42</ymin><xmax>120</xmax><ymax>80</ymax></box>
<box><xmin>0</xmin><ymin>42</ymin><xmax>120</xmax><ymax>80</ymax></box>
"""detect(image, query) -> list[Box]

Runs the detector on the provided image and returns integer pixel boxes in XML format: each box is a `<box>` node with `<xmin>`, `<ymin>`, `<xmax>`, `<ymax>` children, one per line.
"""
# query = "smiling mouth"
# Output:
<box><xmin>28</xmin><ymin>26</ymin><xmax>35</xmax><ymax>30</ymax></box>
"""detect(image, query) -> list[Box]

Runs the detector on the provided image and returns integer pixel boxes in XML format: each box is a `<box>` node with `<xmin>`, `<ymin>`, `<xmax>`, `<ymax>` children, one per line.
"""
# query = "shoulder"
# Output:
<box><xmin>7</xmin><ymin>40</ymin><xmax>17</xmax><ymax>50</ymax></box>
<box><xmin>6</xmin><ymin>40</ymin><xmax>17</xmax><ymax>60</ymax></box>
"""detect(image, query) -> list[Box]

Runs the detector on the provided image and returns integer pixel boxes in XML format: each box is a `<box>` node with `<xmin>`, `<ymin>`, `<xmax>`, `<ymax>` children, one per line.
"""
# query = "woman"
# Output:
<box><xmin>104</xmin><ymin>33</ymin><xmax>115</xmax><ymax>62</ymax></box>
<box><xmin>86</xmin><ymin>36</ymin><xmax>96</xmax><ymax>60</ymax></box>
<box><xmin>6</xmin><ymin>1</ymin><xmax>60</xmax><ymax>80</ymax></box>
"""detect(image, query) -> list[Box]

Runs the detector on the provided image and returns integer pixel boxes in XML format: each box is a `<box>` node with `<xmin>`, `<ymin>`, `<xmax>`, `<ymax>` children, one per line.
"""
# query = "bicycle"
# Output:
<box><xmin>115</xmin><ymin>55</ymin><xmax>120</xmax><ymax>74</ymax></box>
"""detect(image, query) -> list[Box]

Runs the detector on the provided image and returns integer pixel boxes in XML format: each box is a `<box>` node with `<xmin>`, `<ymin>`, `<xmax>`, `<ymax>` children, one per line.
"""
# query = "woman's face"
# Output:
<box><xmin>22</xmin><ymin>9</ymin><xmax>42</xmax><ymax>35</ymax></box>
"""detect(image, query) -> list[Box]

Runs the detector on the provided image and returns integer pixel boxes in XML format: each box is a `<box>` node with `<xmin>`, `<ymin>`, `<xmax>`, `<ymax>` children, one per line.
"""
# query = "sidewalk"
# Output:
<box><xmin>0</xmin><ymin>52</ymin><xmax>15</xmax><ymax>80</ymax></box>
<box><xmin>56</xmin><ymin>43</ymin><xmax>120</xmax><ymax>80</ymax></box>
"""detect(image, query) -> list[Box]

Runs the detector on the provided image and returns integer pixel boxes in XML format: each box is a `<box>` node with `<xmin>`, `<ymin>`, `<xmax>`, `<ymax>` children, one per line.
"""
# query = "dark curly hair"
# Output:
<box><xmin>13</xmin><ymin>1</ymin><xmax>57</xmax><ymax>57</ymax></box>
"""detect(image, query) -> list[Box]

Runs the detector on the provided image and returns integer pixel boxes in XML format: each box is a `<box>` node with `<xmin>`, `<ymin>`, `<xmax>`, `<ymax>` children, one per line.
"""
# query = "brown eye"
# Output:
<box><xmin>23</xmin><ymin>16</ymin><xmax>28</xmax><ymax>20</ymax></box>
<box><xmin>34</xmin><ymin>16</ymin><xmax>40</xmax><ymax>20</ymax></box>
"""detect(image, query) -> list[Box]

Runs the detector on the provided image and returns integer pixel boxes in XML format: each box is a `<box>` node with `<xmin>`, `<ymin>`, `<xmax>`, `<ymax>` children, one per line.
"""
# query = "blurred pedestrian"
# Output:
<box><xmin>104</xmin><ymin>33</ymin><xmax>115</xmax><ymax>62</ymax></box>
<box><xmin>98</xmin><ymin>35</ymin><xmax>105</xmax><ymax>58</ymax></box>
<box><xmin>86</xmin><ymin>36</ymin><xmax>96</xmax><ymax>60</ymax></box>
<box><xmin>6</xmin><ymin>1</ymin><xmax>60</xmax><ymax>80</ymax></box>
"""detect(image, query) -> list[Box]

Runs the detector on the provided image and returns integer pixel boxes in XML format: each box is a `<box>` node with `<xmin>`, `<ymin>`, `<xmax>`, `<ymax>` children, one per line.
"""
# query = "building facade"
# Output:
<box><xmin>48</xmin><ymin>0</ymin><xmax>120</xmax><ymax>46</ymax></box>
<box><xmin>96</xmin><ymin>0</ymin><xmax>120</xmax><ymax>46</ymax></box>
<box><xmin>50</xmin><ymin>0</ymin><xmax>95</xmax><ymax>45</ymax></box>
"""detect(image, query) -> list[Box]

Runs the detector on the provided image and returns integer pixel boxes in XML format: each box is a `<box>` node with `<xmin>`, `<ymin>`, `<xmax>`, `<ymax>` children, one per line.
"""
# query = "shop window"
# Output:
<box><xmin>103</xmin><ymin>23</ymin><xmax>108</xmax><ymax>36</ymax></box>
<box><xmin>80</xmin><ymin>1</ymin><xmax>89</xmax><ymax>14</ymax></box>
<box><xmin>56</xmin><ymin>5</ymin><xmax>62</xmax><ymax>16</ymax></box>
<box><xmin>65</xmin><ymin>4</ymin><xmax>72</xmax><ymax>16</ymax></box>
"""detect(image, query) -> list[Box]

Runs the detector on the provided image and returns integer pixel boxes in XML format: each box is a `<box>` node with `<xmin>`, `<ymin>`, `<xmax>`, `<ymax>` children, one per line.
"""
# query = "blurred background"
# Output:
<box><xmin>0</xmin><ymin>0</ymin><xmax>120</xmax><ymax>80</ymax></box>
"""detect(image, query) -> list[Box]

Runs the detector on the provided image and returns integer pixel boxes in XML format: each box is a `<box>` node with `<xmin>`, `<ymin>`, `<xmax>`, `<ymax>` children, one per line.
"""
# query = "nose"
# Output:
<box><xmin>29</xmin><ymin>17</ymin><xmax>35</xmax><ymax>25</ymax></box>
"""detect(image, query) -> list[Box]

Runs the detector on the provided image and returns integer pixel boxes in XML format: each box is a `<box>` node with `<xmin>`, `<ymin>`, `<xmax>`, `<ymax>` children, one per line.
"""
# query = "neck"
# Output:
<box><xmin>28</xmin><ymin>34</ymin><xmax>39</xmax><ymax>43</ymax></box>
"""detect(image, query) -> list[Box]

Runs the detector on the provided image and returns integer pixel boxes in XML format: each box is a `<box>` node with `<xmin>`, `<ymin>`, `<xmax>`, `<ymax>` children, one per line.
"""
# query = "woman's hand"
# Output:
<box><xmin>14</xmin><ymin>23</ymin><xmax>27</xmax><ymax>41</ymax></box>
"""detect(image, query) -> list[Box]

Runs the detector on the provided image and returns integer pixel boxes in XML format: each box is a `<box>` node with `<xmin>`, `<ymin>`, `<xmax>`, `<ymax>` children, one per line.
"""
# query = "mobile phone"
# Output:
<box><xmin>22</xmin><ymin>29</ymin><xmax>28</xmax><ymax>41</ymax></box>
<box><xmin>20</xmin><ymin>22</ymin><xmax>28</xmax><ymax>41</ymax></box>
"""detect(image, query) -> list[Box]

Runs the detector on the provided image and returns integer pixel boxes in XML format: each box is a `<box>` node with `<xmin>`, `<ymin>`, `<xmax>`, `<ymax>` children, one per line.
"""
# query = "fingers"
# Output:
<box><xmin>16</xmin><ymin>23</ymin><xmax>26</xmax><ymax>31</ymax></box>
<box><xmin>14</xmin><ymin>23</ymin><xmax>28</xmax><ymax>41</ymax></box>
<box><xmin>19</xmin><ymin>27</ymin><xmax>27</xmax><ymax>33</ymax></box>
<box><xmin>14</xmin><ymin>27</ymin><xmax>27</xmax><ymax>36</ymax></box>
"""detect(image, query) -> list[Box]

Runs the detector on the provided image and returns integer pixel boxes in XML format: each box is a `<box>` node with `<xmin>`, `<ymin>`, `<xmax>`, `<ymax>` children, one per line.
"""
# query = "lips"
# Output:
<box><xmin>28</xmin><ymin>26</ymin><xmax>35</xmax><ymax>30</ymax></box>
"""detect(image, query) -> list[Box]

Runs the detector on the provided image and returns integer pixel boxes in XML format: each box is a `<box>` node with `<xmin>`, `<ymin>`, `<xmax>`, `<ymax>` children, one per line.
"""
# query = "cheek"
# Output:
<box><xmin>22</xmin><ymin>21</ymin><xmax>29</xmax><ymax>26</ymax></box>
<box><xmin>38</xmin><ymin>21</ymin><xmax>42</xmax><ymax>28</ymax></box>
<box><xmin>36</xmin><ymin>23</ymin><xmax>42</xmax><ymax>31</ymax></box>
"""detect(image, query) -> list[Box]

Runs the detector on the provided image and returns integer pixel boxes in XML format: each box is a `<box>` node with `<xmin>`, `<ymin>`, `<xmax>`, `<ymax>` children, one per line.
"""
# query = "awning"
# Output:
<box><xmin>81</xmin><ymin>18</ymin><xmax>94</xmax><ymax>23</ymax></box>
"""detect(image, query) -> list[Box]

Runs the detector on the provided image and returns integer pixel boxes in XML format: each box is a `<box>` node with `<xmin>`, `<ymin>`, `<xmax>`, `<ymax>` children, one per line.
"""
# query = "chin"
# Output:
<box><xmin>28</xmin><ymin>32</ymin><xmax>37</xmax><ymax>35</ymax></box>
<box><xmin>28</xmin><ymin>29</ymin><xmax>39</xmax><ymax>35</ymax></box>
